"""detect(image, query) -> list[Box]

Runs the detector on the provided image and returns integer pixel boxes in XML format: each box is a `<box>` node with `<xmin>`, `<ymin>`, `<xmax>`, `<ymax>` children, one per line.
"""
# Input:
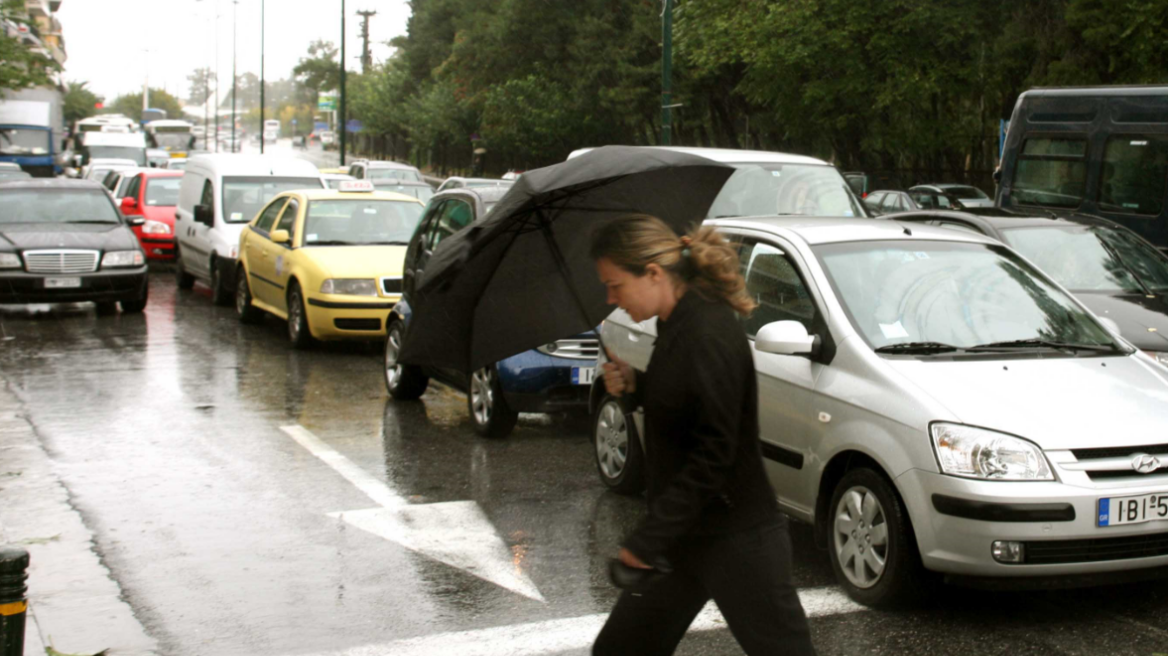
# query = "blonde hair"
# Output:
<box><xmin>590</xmin><ymin>214</ymin><xmax>756</xmax><ymax>317</ymax></box>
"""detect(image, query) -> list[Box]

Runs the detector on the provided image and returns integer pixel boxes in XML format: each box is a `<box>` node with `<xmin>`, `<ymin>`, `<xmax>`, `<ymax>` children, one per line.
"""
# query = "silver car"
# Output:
<box><xmin>591</xmin><ymin>217</ymin><xmax>1168</xmax><ymax>606</ymax></box>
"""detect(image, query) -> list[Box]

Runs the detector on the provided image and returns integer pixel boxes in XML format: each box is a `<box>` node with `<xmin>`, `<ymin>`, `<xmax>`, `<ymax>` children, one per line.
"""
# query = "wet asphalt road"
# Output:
<box><xmin>5</xmin><ymin>274</ymin><xmax>1168</xmax><ymax>654</ymax></box>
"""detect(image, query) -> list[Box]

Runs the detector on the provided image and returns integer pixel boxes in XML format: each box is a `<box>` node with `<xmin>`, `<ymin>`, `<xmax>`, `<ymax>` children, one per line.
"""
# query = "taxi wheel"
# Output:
<box><xmin>175</xmin><ymin>249</ymin><xmax>195</xmax><ymax>290</ymax></box>
<box><xmin>468</xmin><ymin>366</ymin><xmax>518</xmax><ymax>439</ymax></box>
<box><xmin>384</xmin><ymin>321</ymin><xmax>428</xmax><ymax>399</ymax></box>
<box><xmin>286</xmin><ymin>282</ymin><xmax>315</xmax><ymax>349</ymax></box>
<box><xmin>827</xmin><ymin>467</ymin><xmax>933</xmax><ymax>608</ymax></box>
<box><xmin>235</xmin><ymin>267</ymin><xmax>263</xmax><ymax>324</ymax></box>
<box><xmin>593</xmin><ymin>395</ymin><xmax>644</xmax><ymax>496</ymax></box>
<box><xmin>209</xmin><ymin>257</ymin><xmax>231</xmax><ymax>307</ymax></box>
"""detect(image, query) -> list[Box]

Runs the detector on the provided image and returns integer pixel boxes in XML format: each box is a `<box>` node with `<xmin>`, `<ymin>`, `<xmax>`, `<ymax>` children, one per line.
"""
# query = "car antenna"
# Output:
<box><xmin>901</xmin><ymin>225</ymin><xmax>912</xmax><ymax>236</ymax></box>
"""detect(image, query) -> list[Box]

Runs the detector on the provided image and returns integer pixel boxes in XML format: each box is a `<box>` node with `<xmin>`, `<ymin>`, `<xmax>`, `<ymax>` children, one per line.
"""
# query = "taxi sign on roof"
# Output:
<box><xmin>338</xmin><ymin>180</ymin><xmax>375</xmax><ymax>192</ymax></box>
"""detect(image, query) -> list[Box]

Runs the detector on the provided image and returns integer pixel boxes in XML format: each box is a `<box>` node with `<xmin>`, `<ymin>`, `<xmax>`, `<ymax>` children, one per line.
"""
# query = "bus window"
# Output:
<box><xmin>1012</xmin><ymin>137</ymin><xmax>1087</xmax><ymax>209</ymax></box>
<box><xmin>1099</xmin><ymin>136</ymin><xmax>1168</xmax><ymax>216</ymax></box>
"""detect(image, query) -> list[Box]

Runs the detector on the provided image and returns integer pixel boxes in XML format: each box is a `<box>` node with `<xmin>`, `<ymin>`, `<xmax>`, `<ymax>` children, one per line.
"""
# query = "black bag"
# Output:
<box><xmin>607</xmin><ymin>558</ymin><xmax>671</xmax><ymax>593</ymax></box>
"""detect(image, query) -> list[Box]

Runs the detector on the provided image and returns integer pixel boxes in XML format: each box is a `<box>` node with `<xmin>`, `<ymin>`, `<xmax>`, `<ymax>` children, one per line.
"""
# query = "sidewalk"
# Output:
<box><xmin>0</xmin><ymin>381</ymin><xmax>157</xmax><ymax>656</ymax></box>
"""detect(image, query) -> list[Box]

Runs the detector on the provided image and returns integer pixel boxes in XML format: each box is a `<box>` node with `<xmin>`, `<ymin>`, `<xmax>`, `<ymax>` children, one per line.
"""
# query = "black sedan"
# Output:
<box><xmin>892</xmin><ymin>207</ymin><xmax>1168</xmax><ymax>366</ymax></box>
<box><xmin>0</xmin><ymin>179</ymin><xmax>149</xmax><ymax>314</ymax></box>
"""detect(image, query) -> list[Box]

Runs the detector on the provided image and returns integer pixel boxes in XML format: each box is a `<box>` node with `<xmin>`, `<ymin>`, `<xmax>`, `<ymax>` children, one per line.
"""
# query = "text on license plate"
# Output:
<box><xmin>571</xmin><ymin>367</ymin><xmax>595</xmax><ymax>385</ymax></box>
<box><xmin>44</xmin><ymin>277</ymin><xmax>81</xmax><ymax>289</ymax></box>
<box><xmin>1098</xmin><ymin>493</ymin><xmax>1168</xmax><ymax>526</ymax></box>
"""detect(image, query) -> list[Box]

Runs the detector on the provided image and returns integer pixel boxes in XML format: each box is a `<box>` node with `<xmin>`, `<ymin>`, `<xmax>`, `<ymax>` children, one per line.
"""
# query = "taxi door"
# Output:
<box><xmin>262</xmin><ymin>197</ymin><xmax>301</xmax><ymax>316</ymax></box>
<box><xmin>242</xmin><ymin>198</ymin><xmax>287</xmax><ymax>307</ymax></box>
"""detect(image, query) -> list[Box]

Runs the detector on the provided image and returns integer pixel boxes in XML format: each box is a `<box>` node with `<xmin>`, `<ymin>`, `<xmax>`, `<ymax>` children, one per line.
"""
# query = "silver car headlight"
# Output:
<box><xmin>0</xmin><ymin>253</ymin><xmax>20</xmax><ymax>269</ymax></box>
<box><xmin>101</xmin><ymin>250</ymin><xmax>145</xmax><ymax>268</ymax></box>
<box><xmin>142</xmin><ymin>220</ymin><xmax>171</xmax><ymax>235</ymax></box>
<box><xmin>320</xmin><ymin>279</ymin><xmax>377</xmax><ymax>296</ymax></box>
<box><xmin>930</xmin><ymin>423</ymin><xmax>1053</xmax><ymax>481</ymax></box>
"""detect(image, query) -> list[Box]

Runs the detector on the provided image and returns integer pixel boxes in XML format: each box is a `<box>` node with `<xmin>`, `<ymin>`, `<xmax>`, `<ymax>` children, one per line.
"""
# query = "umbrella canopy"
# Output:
<box><xmin>398</xmin><ymin>146</ymin><xmax>735</xmax><ymax>373</ymax></box>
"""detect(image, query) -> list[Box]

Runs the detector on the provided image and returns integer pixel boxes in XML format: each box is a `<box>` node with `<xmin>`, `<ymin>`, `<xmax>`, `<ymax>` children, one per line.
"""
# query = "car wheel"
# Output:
<box><xmin>468</xmin><ymin>366</ymin><xmax>518</xmax><ymax>438</ymax></box>
<box><xmin>94</xmin><ymin>301</ymin><xmax>118</xmax><ymax>316</ymax></box>
<box><xmin>175</xmin><ymin>248</ymin><xmax>195</xmax><ymax>289</ymax></box>
<box><xmin>120</xmin><ymin>286</ymin><xmax>148</xmax><ymax>314</ymax></box>
<box><xmin>384</xmin><ymin>321</ymin><xmax>428</xmax><ymax>399</ymax></box>
<box><xmin>235</xmin><ymin>267</ymin><xmax>263</xmax><ymax>324</ymax></box>
<box><xmin>286</xmin><ymin>282</ymin><xmax>314</xmax><ymax>349</ymax></box>
<box><xmin>209</xmin><ymin>257</ymin><xmax>231</xmax><ymax>306</ymax></box>
<box><xmin>593</xmin><ymin>395</ymin><xmax>644</xmax><ymax>496</ymax></box>
<box><xmin>828</xmin><ymin>467</ymin><xmax>931</xmax><ymax>607</ymax></box>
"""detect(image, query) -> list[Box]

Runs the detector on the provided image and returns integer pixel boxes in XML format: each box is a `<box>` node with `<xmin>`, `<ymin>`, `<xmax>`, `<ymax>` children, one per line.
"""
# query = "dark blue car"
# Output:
<box><xmin>383</xmin><ymin>187</ymin><xmax>598</xmax><ymax>437</ymax></box>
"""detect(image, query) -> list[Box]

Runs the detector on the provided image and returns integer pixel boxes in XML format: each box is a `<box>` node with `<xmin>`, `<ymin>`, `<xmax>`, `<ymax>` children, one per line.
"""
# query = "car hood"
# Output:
<box><xmin>1075</xmin><ymin>292</ymin><xmax>1168</xmax><ymax>352</ymax></box>
<box><xmin>0</xmin><ymin>222</ymin><xmax>138</xmax><ymax>251</ymax></box>
<box><xmin>299</xmin><ymin>245</ymin><xmax>407</xmax><ymax>278</ymax></box>
<box><xmin>884</xmin><ymin>355</ymin><xmax>1168</xmax><ymax>450</ymax></box>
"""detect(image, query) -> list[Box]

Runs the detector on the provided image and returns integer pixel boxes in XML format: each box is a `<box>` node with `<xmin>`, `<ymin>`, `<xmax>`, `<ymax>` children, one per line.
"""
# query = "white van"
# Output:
<box><xmin>174</xmin><ymin>154</ymin><xmax>325</xmax><ymax>304</ymax></box>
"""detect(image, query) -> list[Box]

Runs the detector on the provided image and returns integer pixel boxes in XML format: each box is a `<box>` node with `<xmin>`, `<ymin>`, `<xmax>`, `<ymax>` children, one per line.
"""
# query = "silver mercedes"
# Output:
<box><xmin>591</xmin><ymin>216</ymin><xmax>1168</xmax><ymax>607</ymax></box>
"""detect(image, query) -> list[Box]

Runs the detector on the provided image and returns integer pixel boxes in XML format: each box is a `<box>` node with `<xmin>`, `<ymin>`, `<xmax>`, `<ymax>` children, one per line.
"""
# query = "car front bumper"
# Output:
<box><xmin>0</xmin><ymin>267</ymin><xmax>148</xmax><ymax>304</ymax></box>
<box><xmin>497</xmin><ymin>350</ymin><xmax>596</xmax><ymax>413</ymax></box>
<box><xmin>900</xmin><ymin>468</ymin><xmax>1168</xmax><ymax>578</ymax></box>
<box><xmin>305</xmin><ymin>295</ymin><xmax>399</xmax><ymax>340</ymax></box>
<box><xmin>138</xmin><ymin>236</ymin><xmax>176</xmax><ymax>261</ymax></box>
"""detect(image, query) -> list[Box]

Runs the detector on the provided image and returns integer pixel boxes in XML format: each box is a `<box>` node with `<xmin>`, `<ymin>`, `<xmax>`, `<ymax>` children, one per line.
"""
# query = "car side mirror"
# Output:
<box><xmin>121</xmin><ymin>196</ymin><xmax>138</xmax><ymax>211</ymax></box>
<box><xmin>270</xmin><ymin>229</ymin><xmax>291</xmax><ymax>245</ymax></box>
<box><xmin>73</xmin><ymin>155</ymin><xmax>83</xmax><ymax>167</ymax></box>
<box><xmin>755</xmin><ymin>320</ymin><xmax>820</xmax><ymax>357</ymax></box>
<box><xmin>194</xmin><ymin>203</ymin><xmax>214</xmax><ymax>226</ymax></box>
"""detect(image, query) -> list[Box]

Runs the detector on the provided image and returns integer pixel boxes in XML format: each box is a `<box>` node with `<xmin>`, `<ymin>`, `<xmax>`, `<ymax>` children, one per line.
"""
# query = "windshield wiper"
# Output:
<box><xmin>307</xmin><ymin>239</ymin><xmax>354</xmax><ymax>245</ymax></box>
<box><xmin>363</xmin><ymin>240</ymin><xmax>410</xmax><ymax>246</ymax></box>
<box><xmin>68</xmin><ymin>220</ymin><xmax>119</xmax><ymax>224</ymax></box>
<box><xmin>873</xmin><ymin>341</ymin><xmax>965</xmax><ymax>354</ymax></box>
<box><xmin>969</xmin><ymin>338</ymin><xmax>1117</xmax><ymax>354</ymax></box>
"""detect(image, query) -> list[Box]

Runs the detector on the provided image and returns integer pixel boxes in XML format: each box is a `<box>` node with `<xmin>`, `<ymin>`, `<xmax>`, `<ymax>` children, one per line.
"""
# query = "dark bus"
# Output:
<box><xmin>998</xmin><ymin>86</ymin><xmax>1168</xmax><ymax>252</ymax></box>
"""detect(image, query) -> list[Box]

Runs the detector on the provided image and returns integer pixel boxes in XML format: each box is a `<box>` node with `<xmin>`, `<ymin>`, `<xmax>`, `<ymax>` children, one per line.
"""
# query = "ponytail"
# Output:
<box><xmin>590</xmin><ymin>214</ymin><xmax>756</xmax><ymax>317</ymax></box>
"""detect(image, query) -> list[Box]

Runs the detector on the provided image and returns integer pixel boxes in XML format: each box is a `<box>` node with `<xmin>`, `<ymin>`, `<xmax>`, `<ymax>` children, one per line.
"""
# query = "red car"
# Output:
<box><xmin>118</xmin><ymin>170</ymin><xmax>183</xmax><ymax>261</ymax></box>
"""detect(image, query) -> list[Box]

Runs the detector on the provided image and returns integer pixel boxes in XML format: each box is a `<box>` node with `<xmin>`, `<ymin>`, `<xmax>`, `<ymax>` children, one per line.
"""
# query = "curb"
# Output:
<box><xmin>0</xmin><ymin>382</ymin><xmax>158</xmax><ymax>656</ymax></box>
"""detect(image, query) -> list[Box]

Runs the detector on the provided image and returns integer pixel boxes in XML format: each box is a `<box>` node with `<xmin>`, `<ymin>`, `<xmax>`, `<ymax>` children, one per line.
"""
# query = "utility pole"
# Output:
<box><xmin>660</xmin><ymin>0</ymin><xmax>673</xmax><ymax>146</ymax></box>
<box><xmin>260</xmin><ymin>0</ymin><xmax>265</xmax><ymax>154</ymax></box>
<box><xmin>357</xmin><ymin>9</ymin><xmax>376</xmax><ymax>74</ymax></box>
<box><xmin>339</xmin><ymin>0</ymin><xmax>347</xmax><ymax>166</ymax></box>
<box><xmin>231</xmin><ymin>0</ymin><xmax>238</xmax><ymax>152</ymax></box>
<box><xmin>214</xmin><ymin>0</ymin><xmax>220</xmax><ymax>152</ymax></box>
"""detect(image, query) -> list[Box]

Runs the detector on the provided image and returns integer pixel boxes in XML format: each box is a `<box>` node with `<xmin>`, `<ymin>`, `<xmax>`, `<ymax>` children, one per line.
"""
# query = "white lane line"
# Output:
<box><xmin>308</xmin><ymin>586</ymin><xmax>865</xmax><ymax>656</ymax></box>
<box><xmin>280</xmin><ymin>424</ymin><xmax>545</xmax><ymax>601</ymax></box>
<box><xmin>280</xmin><ymin>424</ymin><xmax>406</xmax><ymax>510</ymax></box>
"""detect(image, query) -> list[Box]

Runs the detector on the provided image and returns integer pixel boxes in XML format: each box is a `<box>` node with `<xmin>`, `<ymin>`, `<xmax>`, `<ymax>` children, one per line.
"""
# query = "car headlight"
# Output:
<box><xmin>1143</xmin><ymin>351</ymin><xmax>1168</xmax><ymax>368</ymax></box>
<box><xmin>142</xmin><ymin>220</ymin><xmax>171</xmax><ymax>235</ymax></box>
<box><xmin>320</xmin><ymin>279</ymin><xmax>377</xmax><ymax>296</ymax></box>
<box><xmin>0</xmin><ymin>253</ymin><xmax>20</xmax><ymax>269</ymax></box>
<box><xmin>101</xmin><ymin>250</ymin><xmax>145</xmax><ymax>268</ymax></box>
<box><xmin>930</xmin><ymin>423</ymin><xmax>1053</xmax><ymax>481</ymax></box>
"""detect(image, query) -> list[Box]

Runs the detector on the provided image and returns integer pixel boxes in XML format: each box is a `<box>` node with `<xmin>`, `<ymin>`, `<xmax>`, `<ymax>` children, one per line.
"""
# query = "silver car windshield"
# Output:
<box><xmin>708</xmin><ymin>163</ymin><xmax>864</xmax><ymax>219</ymax></box>
<box><xmin>815</xmin><ymin>240</ymin><xmax>1120</xmax><ymax>353</ymax></box>
<box><xmin>1002</xmin><ymin>225</ymin><xmax>1168</xmax><ymax>294</ymax></box>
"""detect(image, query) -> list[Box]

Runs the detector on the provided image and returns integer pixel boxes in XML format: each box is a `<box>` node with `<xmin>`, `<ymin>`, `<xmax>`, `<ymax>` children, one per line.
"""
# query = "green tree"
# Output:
<box><xmin>292</xmin><ymin>40</ymin><xmax>340</xmax><ymax>96</ymax></box>
<box><xmin>0</xmin><ymin>0</ymin><xmax>61</xmax><ymax>91</ymax></box>
<box><xmin>107</xmin><ymin>88</ymin><xmax>184</xmax><ymax>122</ymax></box>
<box><xmin>62</xmin><ymin>80</ymin><xmax>102</xmax><ymax>125</ymax></box>
<box><xmin>186</xmin><ymin>67</ymin><xmax>216</xmax><ymax>105</ymax></box>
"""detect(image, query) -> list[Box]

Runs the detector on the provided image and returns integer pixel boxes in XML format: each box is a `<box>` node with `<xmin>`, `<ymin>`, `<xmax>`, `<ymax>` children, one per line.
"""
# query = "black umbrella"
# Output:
<box><xmin>398</xmin><ymin>146</ymin><xmax>735</xmax><ymax>373</ymax></box>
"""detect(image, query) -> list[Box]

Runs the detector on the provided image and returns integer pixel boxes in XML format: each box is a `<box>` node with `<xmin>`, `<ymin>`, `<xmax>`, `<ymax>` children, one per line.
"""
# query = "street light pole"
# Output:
<box><xmin>214</xmin><ymin>0</ymin><xmax>220</xmax><ymax>152</ymax></box>
<box><xmin>339</xmin><ymin>0</ymin><xmax>347</xmax><ymax>167</ymax></box>
<box><xmin>231</xmin><ymin>0</ymin><xmax>238</xmax><ymax>152</ymax></box>
<box><xmin>661</xmin><ymin>0</ymin><xmax>673</xmax><ymax>146</ymax></box>
<box><xmin>260</xmin><ymin>0</ymin><xmax>265</xmax><ymax>154</ymax></box>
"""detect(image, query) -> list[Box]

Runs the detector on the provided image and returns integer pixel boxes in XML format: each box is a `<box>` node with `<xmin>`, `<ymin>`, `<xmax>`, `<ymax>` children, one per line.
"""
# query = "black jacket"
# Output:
<box><xmin>622</xmin><ymin>291</ymin><xmax>780</xmax><ymax>563</ymax></box>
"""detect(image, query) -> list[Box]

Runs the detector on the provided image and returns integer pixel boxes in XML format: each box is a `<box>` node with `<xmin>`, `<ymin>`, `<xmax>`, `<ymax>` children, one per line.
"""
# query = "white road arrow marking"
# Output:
<box><xmin>281</xmin><ymin>425</ymin><xmax>545</xmax><ymax>602</ymax></box>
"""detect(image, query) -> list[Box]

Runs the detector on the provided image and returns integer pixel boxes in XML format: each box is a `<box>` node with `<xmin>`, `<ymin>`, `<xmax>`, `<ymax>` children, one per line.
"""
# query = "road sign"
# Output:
<box><xmin>291</xmin><ymin>118</ymin><xmax>297</xmax><ymax>126</ymax></box>
<box><xmin>345</xmin><ymin>119</ymin><xmax>362</xmax><ymax>133</ymax></box>
<box><xmin>318</xmin><ymin>91</ymin><xmax>338</xmax><ymax>112</ymax></box>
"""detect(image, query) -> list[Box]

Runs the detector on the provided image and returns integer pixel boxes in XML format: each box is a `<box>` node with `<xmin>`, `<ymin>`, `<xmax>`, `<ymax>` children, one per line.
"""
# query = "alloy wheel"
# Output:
<box><xmin>289</xmin><ymin>291</ymin><xmax>302</xmax><ymax>341</ymax></box>
<box><xmin>595</xmin><ymin>401</ymin><xmax>629</xmax><ymax>479</ymax></box>
<box><xmin>236</xmin><ymin>276</ymin><xmax>249</xmax><ymax>315</ymax></box>
<box><xmin>385</xmin><ymin>327</ymin><xmax>403</xmax><ymax>390</ymax></box>
<box><xmin>470</xmin><ymin>368</ymin><xmax>494</xmax><ymax>426</ymax></box>
<box><xmin>833</xmin><ymin>486</ymin><xmax>889</xmax><ymax>589</ymax></box>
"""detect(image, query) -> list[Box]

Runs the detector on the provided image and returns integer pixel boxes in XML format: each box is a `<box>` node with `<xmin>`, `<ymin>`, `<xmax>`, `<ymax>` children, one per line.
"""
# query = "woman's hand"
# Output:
<box><xmin>618</xmin><ymin>547</ymin><xmax>652</xmax><ymax>569</ymax></box>
<box><xmin>602</xmin><ymin>350</ymin><xmax>635</xmax><ymax>397</ymax></box>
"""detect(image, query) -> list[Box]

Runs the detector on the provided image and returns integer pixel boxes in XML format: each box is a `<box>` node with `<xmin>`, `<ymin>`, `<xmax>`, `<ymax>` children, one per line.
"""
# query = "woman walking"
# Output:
<box><xmin>591</xmin><ymin>214</ymin><xmax>817</xmax><ymax>656</ymax></box>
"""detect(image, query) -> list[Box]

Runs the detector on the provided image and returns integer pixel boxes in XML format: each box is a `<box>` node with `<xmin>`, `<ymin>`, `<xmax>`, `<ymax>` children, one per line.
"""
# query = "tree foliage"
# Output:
<box><xmin>187</xmin><ymin>68</ymin><xmax>216</xmax><ymax>105</ymax></box>
<box><xmin>339</xmin><ymin>0</ymin><xmax>1168</xmax><ymax>178</ymax></box>
<box><xmin>0</xmin><ymin>0</ymin><xmax>62</xmax><ymax>92</ymax></box>
<box><xmin>107</xmin><ymin>88</ymin><xmax>184</xmax><ymax>122</ymax></box>
<box><xmin>62</xmin><ymin>80</ymin><xmax>102</xmax><ymax>125</ymax></box>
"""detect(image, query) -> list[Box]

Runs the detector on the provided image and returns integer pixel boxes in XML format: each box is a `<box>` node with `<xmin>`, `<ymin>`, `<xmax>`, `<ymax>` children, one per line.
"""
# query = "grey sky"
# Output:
<box><xmin>57</xmin><ymin>0</ymin><xmax>412</xmax><ymax>103</ymax></box>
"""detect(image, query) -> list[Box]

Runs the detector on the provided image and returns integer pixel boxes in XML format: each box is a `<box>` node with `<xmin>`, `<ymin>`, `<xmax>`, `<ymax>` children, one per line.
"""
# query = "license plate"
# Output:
<box><xmin>1098</xmin><ymin>493</ymin><xmax>1168</xmax><ymax>526</ymax></box>
<box><xmin>44</xmin><ymin>277</ymin><xmax>81</xmax><ymax>289</ymax></box>
<box><xmin>571</xmin><ymin>367</ymin><xmax>595</xmax><ymax>385</ymax></box>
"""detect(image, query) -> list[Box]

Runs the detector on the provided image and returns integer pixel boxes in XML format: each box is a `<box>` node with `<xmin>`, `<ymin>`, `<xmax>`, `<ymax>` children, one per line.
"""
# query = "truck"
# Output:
<box><xmin>0</xmin><ymin>87</ymin><xmax>65</xmax><ymax>177</ymax></box>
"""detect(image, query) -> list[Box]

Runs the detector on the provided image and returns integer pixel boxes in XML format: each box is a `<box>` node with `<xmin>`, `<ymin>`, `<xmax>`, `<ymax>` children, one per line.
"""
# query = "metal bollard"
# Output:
<box><xmin>0</xmin><ymin>545</ymin><xmax>29</xmax><ymax>656</ymax></box>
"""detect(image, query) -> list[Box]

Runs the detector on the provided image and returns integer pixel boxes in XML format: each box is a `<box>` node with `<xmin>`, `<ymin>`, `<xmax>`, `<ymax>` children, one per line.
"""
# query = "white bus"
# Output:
<box><xmin>263</xmin><ymin>119</ymin><xmax>280</xmax><ymax>144</ymax></box>
<box><xmin>145</xmin><ymin>119</ymin><xmax>195</xmax><ymax>155</ymax></box>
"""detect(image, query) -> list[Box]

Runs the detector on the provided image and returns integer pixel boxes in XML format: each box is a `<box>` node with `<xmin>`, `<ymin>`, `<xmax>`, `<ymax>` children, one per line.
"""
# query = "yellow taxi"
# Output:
<box><xmin>234</xmin><ymin>180</ymin><xmax>425</xmax><ymax>347</ymax></box>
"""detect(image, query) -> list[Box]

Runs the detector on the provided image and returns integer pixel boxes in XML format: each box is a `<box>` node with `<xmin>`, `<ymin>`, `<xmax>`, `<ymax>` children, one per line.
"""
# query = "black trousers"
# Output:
<box><xmin>593</xmin><ymin>519</ymin><xmax>817</xmax><ymax>656</ymax></box>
